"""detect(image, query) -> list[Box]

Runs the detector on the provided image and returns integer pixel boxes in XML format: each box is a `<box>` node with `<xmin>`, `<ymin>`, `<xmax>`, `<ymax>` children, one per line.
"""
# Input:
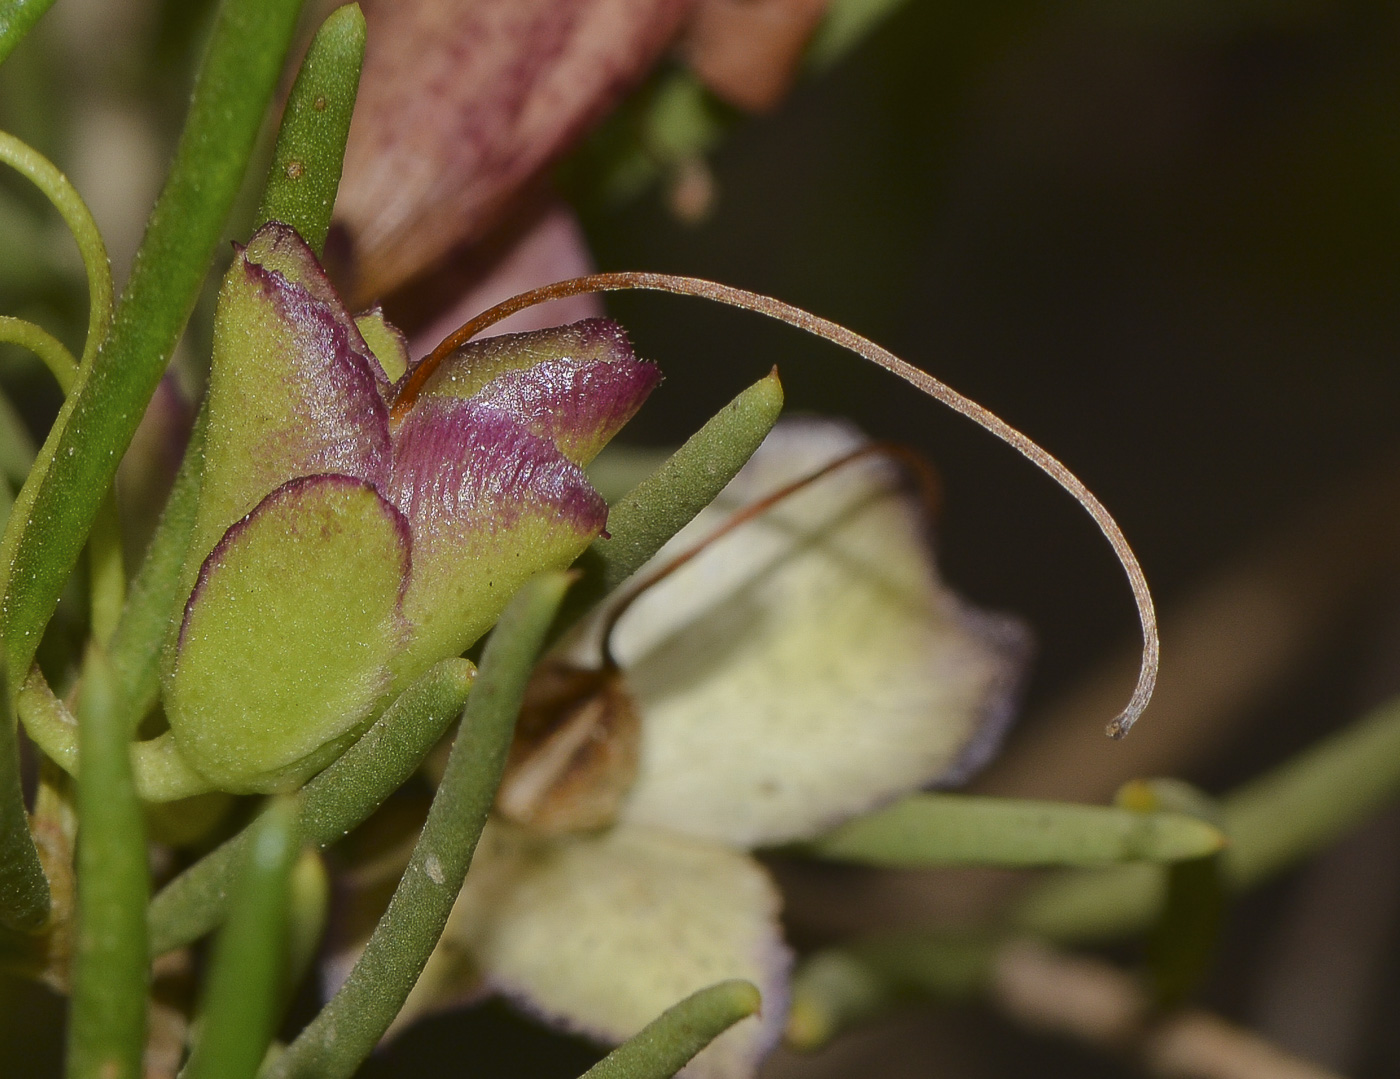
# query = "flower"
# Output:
<box><xmin>160</xmin><ymin>221</ymin><xmax>659</xmax><ymax>795</ymax></box>
<box><xmin>387</xmin><ymin>419</ymin><xmax>1028</xmax><ymax>1078</ymax></box>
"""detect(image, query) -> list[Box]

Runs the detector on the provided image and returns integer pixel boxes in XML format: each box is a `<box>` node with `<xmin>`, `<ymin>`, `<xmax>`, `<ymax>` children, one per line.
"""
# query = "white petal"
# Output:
<box><xmin>605</xmin><ymin>418</ymin><xmax>1028</xmax><ymax>848</ymax></box>
<box><xmin>422</xmin><ymin>822</ymin><xmax>790</xmax><ymax>1079</ymax></box>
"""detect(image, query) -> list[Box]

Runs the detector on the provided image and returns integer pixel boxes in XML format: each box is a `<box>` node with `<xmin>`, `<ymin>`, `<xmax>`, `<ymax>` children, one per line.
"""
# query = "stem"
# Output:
<box><xmin>0</xmin><ymin>131</ymin><xmax>112</xmax><ymax>369</ymax></box>
<box><xmin>65</xmin><ymin>645</ymin><xmax>148</xmax><ymax>1079</ymax></box>
<box><xmin>255</xmin><ymin>3</ymin><xmax>365</xmax><ymax>254</ymax></box>
<box><xmin>400</xmin><ymin>273</ymin><xmax>1157</xmax><ymax>739</ymax></box>
<box><xmin>183</xmin><ymin>796</ymin><xmax>301</xmax><ymax>1079</ymax></box>
<box><xmin>580</xmin><ymin>980</ymin><xmax>762</xmax><ymax>1079</ymax></box>
<box><xmin>0</xmin><ymin>0</ymin><xmax>305</xmax><ymax>693</ymax></box>
<box><xmin>262</xmin><ymin>573</ymin><xmax>572</xmax><ymax>1079</ymax></box>
<box><xmin>0</xmin><ymin>315</ymin><xmax>78</xmax><ymax>390</ymax></box>
<box><xmin>148</xmin><ymin>657</ymin><xmax>476</xmax><ymax>956</ymax></box>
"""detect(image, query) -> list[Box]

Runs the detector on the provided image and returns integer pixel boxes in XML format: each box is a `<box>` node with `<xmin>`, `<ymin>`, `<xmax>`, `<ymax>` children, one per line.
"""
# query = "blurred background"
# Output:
<box><xmin>6</xmin><ymin>0</ymin><xmax>1400</xmax><ymax>1075</ymax></box>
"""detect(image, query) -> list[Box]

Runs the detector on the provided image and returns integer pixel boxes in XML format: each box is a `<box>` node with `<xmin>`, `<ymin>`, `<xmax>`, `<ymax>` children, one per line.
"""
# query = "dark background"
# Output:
<box><xmin>6</xmin><ymin>1</ymin><xmax>1400</xmax><ymax>1076</ymax></box>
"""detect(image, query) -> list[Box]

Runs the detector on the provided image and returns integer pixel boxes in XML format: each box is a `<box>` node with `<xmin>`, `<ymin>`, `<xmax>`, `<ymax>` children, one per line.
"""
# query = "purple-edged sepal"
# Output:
<box><xmin>166</xmin><ymin>474</ymin><xmax>411</xmax><ymax>794</ymax></box>
<box><xmin>385</xmin><ymin>398</ymin><xmax>607</xmax><ymax>683</ymax></box>
<box><xmin>404</xmin><ymin>319</ymin><xmax>660</xmax><ymax>465</ymax></box>
<box><xmin>190</xmin><ymin>223</ymin><xmax>395</xmax><ymax>571</ymax></box>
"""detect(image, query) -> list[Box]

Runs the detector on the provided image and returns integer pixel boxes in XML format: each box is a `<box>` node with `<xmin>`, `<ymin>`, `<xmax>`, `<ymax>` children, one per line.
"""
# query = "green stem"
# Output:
<box><xmin>0</xmin><ymin>314</ymin><xmax>78</xmax><ymax>390</ymax></box>
<box><xmin>65</xmin><ymin>645</ymin><xmax>148</xmax><ymax>1079</ymax></box>
<box><xmin>580</xmin><ymin>980</ymin><xmax>763</xmax><ymax>1079</ymax></box>
<box><xmin>0</xmin><ymin>0</ymin><xmax>57</xmax><ymax>67</ymax></box>
<box><xmin>255</xmin><ymin>3</ymin><xmax>365</xmax><ymax>254</ymax></box>
<box><xmin>0</xmin><ymin>131</ymin><xmax>112</xmax><ymax>368</ymax></box>
<box><xmin>148</xmin><ymin>657</ymin><xmax>476</xmax><ymax>956</ymax></box>
<box><xmin>183</xmin><ymin>796</ymin><xmax>301</xmax><ymax>1079</ymax></box>
<box><xmin>262</xmin><ymin>573</ymin><xmax>572</xmax><ymax>1079</ymax></box>
<box><xmin>0</xmin><ymin>0</ymin><xmax>305</xmax><ymax>692</ymax></box>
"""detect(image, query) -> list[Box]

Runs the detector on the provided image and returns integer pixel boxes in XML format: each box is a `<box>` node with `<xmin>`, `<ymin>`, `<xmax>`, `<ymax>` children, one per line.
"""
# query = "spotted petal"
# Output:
<box><xmin>385</xmin><ymin>398</ymin><xmax>608</xmax><ymax>683</ymax></box>
<box><xmin>406</xmin><ymin>823</ymin><xmax>790</xmax><ymax>1079</ymax></box>
<box><xmin>190</xmin><ymin>223</ymin><xmax>393</xmax><ymax>572</ymax></box>
<box><xmin>407</xmin><ymin>319</ymin><xmax>660</xmax><ymax>465</ymax></box>
<box><xmin>603</xmin><ymin>419</ymin><xmax>1028</xmax><ymax>848</ymax></box>
<box><xmin>167</xmin><ymin>475</ymin><xmax>411</xmax><ymax>794</ymax></box>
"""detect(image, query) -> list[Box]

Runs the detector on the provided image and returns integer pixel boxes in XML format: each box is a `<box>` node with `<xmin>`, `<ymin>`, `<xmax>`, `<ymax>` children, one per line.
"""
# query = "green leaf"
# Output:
<box><xmin>580</xmin><ymin>980</ymin><xmax>762</xmax><ymax>1079</ymax></box>
<box><xmin>557</xmin><ymin>368</ymin><xmax>783</xmax><ymax>630</ymax></box>
<box><xmin>65</xmin><ymin>645</ymin><xmax>148</xmax><ymax>1079</ymax></box>
<box><xmin>0</xmin><ymin>686</ymin><xmax>48</xmax><ymax>933</ymax></box>
<box><xmin>262</xmin><ymin>572</ymin><xmax>572</xmax><ymax>1079</ymax></box>
<box><xmin>804</xmin><ymin>792</ymin><xmax>1226</xmax><ymax>868</ymax></box>
<box><xmin>1014</xmin><ymin>694</ymin><xmax>1400</xmax><ymax>943</ymax></box>
<box><xmin>148</xmin><ymin>657</ymin><xmax>474</xmax><ymax>956</ymax></box>
<box><xmin>0</xmin><ymin>0</ymin><xmax>55</xmax><ymax>66</ymax></box>
<box><xmin>1</xmin><ymin>0</ymin><xmax>306</xmax><ymax>692</ymax></box>
<box><xmin>255</xmin><ymin>4</ymin><xmax>365</xmax><ymax>254</ymax></box>
<box><xmin>107</xmin><ymin>402</ymin><xmax>208</xmax><ymax>721</ymax></box>
<box><xmin>183</xmin><ymin>796</ymin><xmax>301</xmax><ymax>1079</ymax></box>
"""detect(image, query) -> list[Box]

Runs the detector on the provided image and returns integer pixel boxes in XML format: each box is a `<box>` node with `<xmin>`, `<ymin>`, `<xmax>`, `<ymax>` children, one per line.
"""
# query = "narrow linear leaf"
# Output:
<box><xmin>107</xmin><ymin>402</ymin><xmax>207</xmax><ymax>719</ymax></box>
<box><xmin>255</xmin><ymin>3</ymin><xmax>365</xmax><ymax>253</ymax></box>
<box><xmin>66</xmin><ymin>646</ymin><xmax>147</xmax><ymax>1079</ymax></box>
<box><xmin>805</xmin><ymin>793</ymin><xmax>1226</xmax><ymax>868</ymax></box>
<box><xmin>2</xmin><ymin>0</ymin><xmax>305</xmax><ymax>691</ymax></box>
<box><xmin>1014</xmin><ymin>694</ymin><xmax>1400</xmax><ymax>943</ymax></box>
<box><xmin>183</xmin><ymin>796</ymin><xmax>301</xmax><ymax>1079</ymax></box>
<box><xmin>262</xmin><ymin>572</ymin><xmax>572</xmax><ymax>1079</ymax></box>
<box><xmin>557</xmin><ymin>369</ymin><xmax>783</xmax><ymax>632</ymax></box>
<box><xmin>148</xmin><ymin>657</ymin><xmax>475</xmax><ymax>957</ymax></box>
<box><xmin>0</xmin><ymin>0</ymin><xmax>56</xmax><ymax>66</ymax></box>
<box><xmin>581</xmin><ymin>979</ymin><xmax>762</xmax><ymax>1079</ymax></box>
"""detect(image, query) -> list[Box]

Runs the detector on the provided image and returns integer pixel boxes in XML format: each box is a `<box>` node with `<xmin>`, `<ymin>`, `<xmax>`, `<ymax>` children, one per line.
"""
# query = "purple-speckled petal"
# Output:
<box><xmin>190</xmin><ymin>225</ymin><xmax>394</xmax><ymax>565</ymax></box>
<box><xmin>408</xmin><ymin>318</ymin><xmax>659</xmax><ymax>464</ymax></box>
<box><xmin>386</xmin><ymin>396</ymin><xmax>606</xmax><ymax>682</ymax></box>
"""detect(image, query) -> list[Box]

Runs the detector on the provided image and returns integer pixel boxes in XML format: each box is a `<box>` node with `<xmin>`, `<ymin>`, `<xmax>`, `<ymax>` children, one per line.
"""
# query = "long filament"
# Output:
<box><xmin>399</xmin><ymin>272</ymin><xmax>1158</xmax><ymax>738</ymax></box>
